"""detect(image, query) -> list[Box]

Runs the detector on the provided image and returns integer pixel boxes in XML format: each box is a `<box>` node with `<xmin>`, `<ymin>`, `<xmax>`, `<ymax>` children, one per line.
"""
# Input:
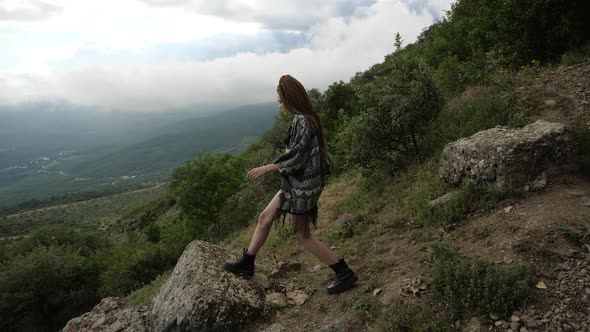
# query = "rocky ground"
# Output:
<box><xmin>515</xmin><ymin>63</ymin><xmax>590</xmax><ymax>125</ymax></box>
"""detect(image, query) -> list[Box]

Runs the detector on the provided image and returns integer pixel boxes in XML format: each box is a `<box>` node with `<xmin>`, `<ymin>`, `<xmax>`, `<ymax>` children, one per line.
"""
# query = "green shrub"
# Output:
<box><xmin>561</xmin><ymin>42</ymin><xmax>590</xmax><ymax>66</ymax></box>
<box><xmin>345</xmin><ymin>56</ymin><xmax>444</xmax><ymax>176</ymax></box>
<box><xmin>412</xmin><ymin>180</ymin><xmax>517</xmax><ymax>226</ymax></box>
<box><xmin>430</xmin><ymin>241</ymin><xmax>534</xmax><ymax>319</ymax></box>
<box><xmin>378</xmin><ymin>299</ymin><xmax>452</xmax><ymax>332</ymax></box>
<box><xmin>422</xmin><ymin>86</ymin><xmax>529</xmax><ymax>155</ymax></box>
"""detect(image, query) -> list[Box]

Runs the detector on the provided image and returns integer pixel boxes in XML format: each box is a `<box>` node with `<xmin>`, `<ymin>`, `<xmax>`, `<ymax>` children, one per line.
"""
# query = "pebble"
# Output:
<box><xmin>511</xmin><ymin>315</ymin><xmax>521</xmax><ymax>322</ymax></box>
<box><xmin>510</xmin><ymin>322</ymin><xmax>521</xmax><ymax>330</ymax></box>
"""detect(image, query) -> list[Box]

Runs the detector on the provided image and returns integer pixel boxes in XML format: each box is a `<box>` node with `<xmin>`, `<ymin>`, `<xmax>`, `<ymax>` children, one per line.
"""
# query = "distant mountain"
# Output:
<box><xmin>0</xmin><ymin>102</ymin><xmax>278</xmax><ymax>208</ymax></box>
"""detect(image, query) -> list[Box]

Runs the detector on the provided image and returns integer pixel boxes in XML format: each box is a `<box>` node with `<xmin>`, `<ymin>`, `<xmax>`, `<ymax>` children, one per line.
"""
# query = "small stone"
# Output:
<box><xmin>504</xmin><ymin>206</ymin><xmax>514</xmax><ymax>213</ymax></box>
<box><xmin>462</xmin><ymin>317</ymin><xmax>482</xmax><ymax>332</ymax></box>
<box><xmin>511</xmin><ymin>315</ymin><xmax>521</xmax><ymax>323</ymax></box>
<box><xmin>266</xmin><ymin>292</ymin><xmax>288</xmax><ymax>308</ymax></box>
<box><xmin>544</xmin><ymin>99</ymin><xmax>557</xmax><ymax>107</ymax></box>
<box><xmin>535</xmin><ymin>281</ymin><xmax>547</xmax><ymax>289</ymax></box>
<box><xmin>495</xmin><ymin>320</ymin><xmax>505</xmax><ymax>327</ymax></box>
<box><xmin>519</xmin><ymin>327</ymin><xmax>528</xmax><ymax>332</ymax></box>
<box><xmin>271</xmin><ymin>259</ymin><xmax>302</xmax><ymax>276</ymax></box>
<box><xmin>372</xmin><ymin>288</ymin><xmax>382</xmax><ymax>296</ymax></box>
<box><xmin>490</xmin><ymin>312</ymin><xmax>500</xmax><ymax>320</ymax></box>
<box><xmin>543</xmin><ymin>311</ymin><xmax>552</xmax><ymax>319</ymax></box>
<box><xmin>510</xmin><ymin>322</ymin><xmax>521</xmax><ymax>330</ymax></box>
<box><xmin>541</xmin><ymin>318</ymin><xmax>550</xmax><ymax>324</ymax></box>
<box><xmin>286</xmin><ymin>290</ymin><xmax>308</xmax><ymax>306</ymax></box>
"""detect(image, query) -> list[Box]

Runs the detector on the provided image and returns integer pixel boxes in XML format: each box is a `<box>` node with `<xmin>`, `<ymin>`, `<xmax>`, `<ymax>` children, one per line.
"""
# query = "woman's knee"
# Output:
<box><xmin>257</xmin><ymin>210</ymin><xmax>274</xmax><ymax>229</ymax></box>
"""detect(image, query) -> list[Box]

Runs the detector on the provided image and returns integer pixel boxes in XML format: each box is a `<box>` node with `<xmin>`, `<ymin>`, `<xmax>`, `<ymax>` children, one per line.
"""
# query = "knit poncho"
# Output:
<box><xmin>273</xmin><ymin>114</ymin><xmax>333</xmax><ymax>233</ymax></box>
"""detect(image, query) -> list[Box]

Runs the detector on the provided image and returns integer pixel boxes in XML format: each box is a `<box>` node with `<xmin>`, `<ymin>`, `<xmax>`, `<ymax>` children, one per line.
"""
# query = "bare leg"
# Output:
<box><xmin>247</xmin><ymin>191</ymin><xmax>282</xmax><ymax>255</ymax></box>
<box><xmin>295</xmin><ymin>227</ymin><xmax>338</xmax><ymax>265</ymax></box>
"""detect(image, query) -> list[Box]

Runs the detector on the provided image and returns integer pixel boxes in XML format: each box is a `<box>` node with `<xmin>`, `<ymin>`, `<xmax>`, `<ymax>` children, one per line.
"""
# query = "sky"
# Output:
<box><xmin>0</xmin><ymin>0</ymin><xmax>455</xmax><ymax>112</ymax></box>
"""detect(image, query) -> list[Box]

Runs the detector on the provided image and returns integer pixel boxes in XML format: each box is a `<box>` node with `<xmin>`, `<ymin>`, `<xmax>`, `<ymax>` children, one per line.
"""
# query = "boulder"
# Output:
<box><xmin>62</xmin><ymin>297</ymin><xmax>152</xmax><ymax>332</ymax></box>
<box><xmin>440</xmin><ymin>120</ymin><xmax>577</xmax><ymax>187</ymax></box>
<box><xmin>151</xmin><ymin>240</ymin><xmax>265</xmax><ymax>332</ymax></box>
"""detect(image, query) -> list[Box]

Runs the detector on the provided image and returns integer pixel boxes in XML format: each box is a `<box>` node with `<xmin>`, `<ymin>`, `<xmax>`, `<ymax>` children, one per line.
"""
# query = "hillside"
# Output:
<box><xmin>0</xmin><ymin>102</ymin><xmax>277</xmax><ymax>209</ymax></box>
<box><xmin>124</xmin><ymin>64</ymin><xmax>589</xmax><ymax>332</ymax></box>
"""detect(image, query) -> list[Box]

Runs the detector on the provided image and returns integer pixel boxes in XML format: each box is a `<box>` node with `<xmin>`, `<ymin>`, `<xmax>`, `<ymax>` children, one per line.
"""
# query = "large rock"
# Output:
<box><xmin>63</xmin><ymin>297</ymin><xmax>152</xmax><ymax>332</ymax></box>
<box><xmin>440</xmin><ymin>120</ymin><xmax>577</xmax><ymax>187</ymax></box>
<box><xmin>152</xmin><ymin>240</ymin><xmax>265</xmax><ymax>332</ymax></box>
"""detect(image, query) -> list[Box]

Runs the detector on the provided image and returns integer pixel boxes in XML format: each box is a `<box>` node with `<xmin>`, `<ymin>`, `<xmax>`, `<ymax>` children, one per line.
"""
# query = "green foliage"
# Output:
<box><xmin>344</xmin><ymin>56</ymin><xmax>444</xmax><ymax>176</ymax></box>
<box><xmin>378</xmin><ymin>299</ymin><xmax>452</xmax><ymax>332</ymax></box>
<box><xmin>561</xmin><ymin>41</ymin><xmax>590</xmax><ymax>66</ymax></box>
<box><xmin>171</xmin><ymin>152</ymin><xmax>243</xmax><ymax>239</ymax></box>
<box><xmin>414</xmin><ymin>181</ymin><xmax>517</xmax><ymax>226</ymax></box>
<box><xmin>329</xmin><ymin>214</ymin><xmax>367</xmax><ymax>241</ymax></box>
<box><xmin>0</xmin><ymin>245</ymin><xmax>100</xmax><ymax>332</ymax></box>
<box><xmin>126</xmin><ymin>270</ymin><xmax>172</xmax><ymax>307</ymax></box>
<box><xmin>422</xmin><ymin>86</ymin><xmax>530</xmax><ymax>155</ymax></box>
<box><xmin>430</xmin><ymin>240</ymin><xmax>534</xmax><ymax>319</ymax></box>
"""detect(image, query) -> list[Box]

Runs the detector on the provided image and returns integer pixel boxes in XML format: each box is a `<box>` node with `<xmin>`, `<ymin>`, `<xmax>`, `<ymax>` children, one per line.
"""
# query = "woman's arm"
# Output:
<box><xmin>246</xmin><ymin>163</ymin><xmax>279</xmax><ymax>180</ymax></box>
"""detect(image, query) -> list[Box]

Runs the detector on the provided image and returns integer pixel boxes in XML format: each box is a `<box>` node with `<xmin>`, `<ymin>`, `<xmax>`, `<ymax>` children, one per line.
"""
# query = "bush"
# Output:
<box><xmin>378</xmin><ymin>299</ymin><xmax>452</xmax><ymax>332</ymax></box>
<box><xmin>345</xmin><ymin>56</ymin><xmax>444</xmax><ymax>176</ymax></box>
<box><xmin>0</xmin><ymin>245</ymin><xmax>100</xmax><ymax>332</ymax></box>
<box><xmin>561</xmin><ymin>42</ymin><xmax>590</xmax><ymax>66</ymax></box>
<box><xmin>430</xmin><ymin>240</ymin><xmax>534</xmax><ymax>319</ymax></box>
<box><xmin>421</xmin><ymin>86</ymin><xmax>529</xmax><ymax>155</ymax></box>
<box><xmin>414</xmin><ymin>181</ymin><xmax>517</xmax><ymax>226</ymax></box>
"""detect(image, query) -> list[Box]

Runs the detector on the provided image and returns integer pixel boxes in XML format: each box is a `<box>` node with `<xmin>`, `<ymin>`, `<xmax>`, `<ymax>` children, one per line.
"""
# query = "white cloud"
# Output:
<box><xmin>0</xmin><ymin>0</ymin><xmax>454</xmax><ymax>111</ymax></box>
<box><xmin>0</xmin><ymin>0</ymin><xmax>62</xmax><ymax>21</ymax></box>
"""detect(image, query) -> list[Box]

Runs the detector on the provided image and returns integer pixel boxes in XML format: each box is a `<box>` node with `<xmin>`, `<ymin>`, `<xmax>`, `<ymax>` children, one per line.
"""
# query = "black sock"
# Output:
<box><xmin>329</xmin><ymin>258</ymin><xmax>349</xmax><ymax>274</ymax></box>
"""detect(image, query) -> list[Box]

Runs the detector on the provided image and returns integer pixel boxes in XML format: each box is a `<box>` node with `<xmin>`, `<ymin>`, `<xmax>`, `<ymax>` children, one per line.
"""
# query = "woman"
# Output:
<box><xmin>224</xmin><ymin>74</ymin><xmax>358</xmax><ymax>295</ymax></box>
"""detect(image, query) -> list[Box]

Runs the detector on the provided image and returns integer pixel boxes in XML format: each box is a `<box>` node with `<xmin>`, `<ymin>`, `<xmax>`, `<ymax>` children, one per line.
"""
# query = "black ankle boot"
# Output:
<box><xmin>224</xmin><ymin>248</ymin><xmax>255</xmax><ymax>278</ymax></box>
<box><xmin>327</xmin><ymin>258</ymin><xmax>358</xmax><ymax>294</ymax></box>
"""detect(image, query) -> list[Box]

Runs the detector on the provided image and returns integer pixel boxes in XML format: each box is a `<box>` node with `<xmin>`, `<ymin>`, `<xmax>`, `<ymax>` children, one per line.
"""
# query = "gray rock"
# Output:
<box><xmin>439</xmin><ymin>121</ymin><xmax>577</xmax><ymax>187</ymax></box>
<box><xmin>462</xmin><ymin>317</ymin><xmax>487</xmax><ymax>332</ymax></box>
<box><xmin>63</xmin><ymin>297</ymin><xmax>152</xmax><ymax>332</ymax></box>
<box><xmin>152</xmin><ymin>240</ymin><xmax>265</xmax><ymax>332</ymax></box>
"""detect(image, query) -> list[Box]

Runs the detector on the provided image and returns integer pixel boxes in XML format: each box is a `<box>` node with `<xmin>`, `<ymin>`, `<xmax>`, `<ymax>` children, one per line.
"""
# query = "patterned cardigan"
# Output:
<box><xmin>273</xmin><ymin>114</ymin><xmax>333</xmax><ymax>232</ymax></box>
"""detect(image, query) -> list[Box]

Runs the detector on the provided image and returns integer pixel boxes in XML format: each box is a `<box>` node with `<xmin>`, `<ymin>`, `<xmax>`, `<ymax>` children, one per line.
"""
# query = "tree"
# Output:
<box><xmin>171</xmin><ymin>152</ymin><xmax>243</xmax><ymax>239</ymax></box>
<box><xmin>345</xmin><ymin>56</ymin><xmax>444</xmax><ymax>175</ymax></box>
<box><xmin>394</xmin><ymin>32</ymin><xmax>404</xmax><ymax>51</ymax></box>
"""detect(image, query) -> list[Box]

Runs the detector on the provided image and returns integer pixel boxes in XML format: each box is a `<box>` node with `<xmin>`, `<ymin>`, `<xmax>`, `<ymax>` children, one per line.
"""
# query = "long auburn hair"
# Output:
<box><xmin>277</xmin><ymin>74</ymin><xmax>327</xmax><ymax>157</ymax></box>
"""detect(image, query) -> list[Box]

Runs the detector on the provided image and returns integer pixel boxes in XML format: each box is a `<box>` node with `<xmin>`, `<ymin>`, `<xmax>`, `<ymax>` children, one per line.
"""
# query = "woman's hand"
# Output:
<box><xmin>247</xmin><ymin>165</ymin><xmax>269</xmax><ymax>180</ymax></box>
<box><xmin>247</xmin><ymin>164</ymin><xmax>278</xmax><ymax>180</ymax></box>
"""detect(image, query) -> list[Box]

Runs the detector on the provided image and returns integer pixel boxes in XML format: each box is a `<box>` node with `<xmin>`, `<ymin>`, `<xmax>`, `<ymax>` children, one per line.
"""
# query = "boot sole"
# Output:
<box><xmin>327</xmin><ymin>274</ymin><xmax>359</xmax><ymax>295</ymax></box>
<box><xmin>224</xmin><ymin>263</ymin><xmax>254</xmax><ymax>279</ymax></box>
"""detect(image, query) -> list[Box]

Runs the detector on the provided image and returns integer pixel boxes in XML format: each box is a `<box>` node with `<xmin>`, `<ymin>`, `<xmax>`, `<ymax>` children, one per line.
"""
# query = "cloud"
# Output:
<box><xmin>400</xmin><ymin>0</ymin><xmax>454</xmax><ymax>19</ymax></box>
<box><xmin>0</xmin><ymin>0</ymin><xmax>454</xmax><ymax>112</ymax></box>
<box><xmin>0</xmin><ymin>0</ymin><xmax>62</xmax><ymax>21</ymax></box>
<box><xmin>50</xmin><ymin>31</ymin><xmax>309</xmax><ymax>69</ymax></box>
<box><xmin>140</xmin><ymin>0</ymin><xmax>377</xmax><ymax>31</ymax></box>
